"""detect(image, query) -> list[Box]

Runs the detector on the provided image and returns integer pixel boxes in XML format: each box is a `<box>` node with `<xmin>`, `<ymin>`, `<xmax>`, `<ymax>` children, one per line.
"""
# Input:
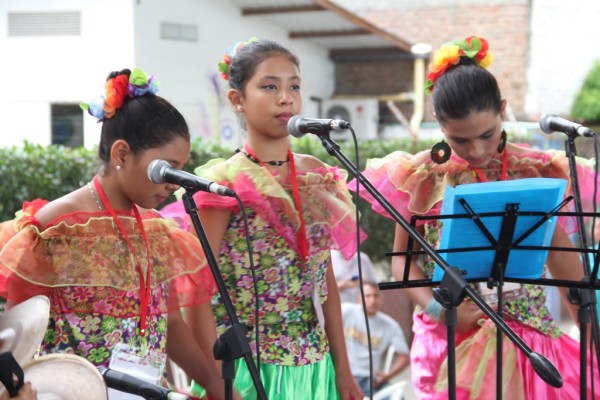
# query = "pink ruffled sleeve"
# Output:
<box><xmin>349</xmin><ymin>150</ymin><xmax>440</xmax><ymax>226</ymax></box>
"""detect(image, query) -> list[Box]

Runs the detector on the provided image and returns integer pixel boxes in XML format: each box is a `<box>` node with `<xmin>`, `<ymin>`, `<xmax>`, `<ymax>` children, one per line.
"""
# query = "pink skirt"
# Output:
<box><xmin>410</xmin><ymin>312</ymin><xmax>600</xmax><ymax>399</ymax></box>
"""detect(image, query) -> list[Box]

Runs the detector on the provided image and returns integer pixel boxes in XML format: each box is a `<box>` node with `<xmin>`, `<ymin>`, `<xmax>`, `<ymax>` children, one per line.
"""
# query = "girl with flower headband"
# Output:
<box><xmin>0</xmin><ymin>68</ymin><xmax>227</xmax><ymax>399</ymax></box>
<box><xmin>352</xmin><ymin>36</ymin><xmax>600</xmax><ymax>399</ymax></box>
<box><xmin>160</xmin><ymin>38</ymin><xmax>365</xmax><ymax>399</ymax></box>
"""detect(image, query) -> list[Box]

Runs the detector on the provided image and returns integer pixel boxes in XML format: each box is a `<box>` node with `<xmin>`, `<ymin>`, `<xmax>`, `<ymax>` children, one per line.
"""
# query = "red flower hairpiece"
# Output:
<box><xmin>425</xmin><ymin>36</ymin><xmax>494</xmax><ymax>94</ymax></box>
<box><xmin>80</xmin><ymin>68</ymin><xmax>159</xmax><ymax>121</ymax></box>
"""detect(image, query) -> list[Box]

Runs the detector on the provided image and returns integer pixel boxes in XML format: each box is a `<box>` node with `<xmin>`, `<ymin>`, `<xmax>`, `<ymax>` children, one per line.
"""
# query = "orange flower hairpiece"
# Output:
<box><xmin>425</xmin><ymin>36</ymin><xmax>494</xmax><ymax>94</ymax></box>
<box><xmin>218</xmin><ymin>37</ymin><xmax>258</xmax><ymax>81</ymax></box>
<box><xmin>80</xmin><ymin>68</ymin><xmax>159</xmax><ymax>121</ymax></box>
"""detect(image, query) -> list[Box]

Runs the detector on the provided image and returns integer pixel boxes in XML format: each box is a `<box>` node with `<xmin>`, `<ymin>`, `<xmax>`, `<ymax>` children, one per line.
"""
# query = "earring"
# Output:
<box><xmin>497</xmin><ymin>130</ymin><xmax>507</xmax><ymax>153</ymax></box>
<box><xmin>235</xmin><ymin>105</ymin><xmax>242</xmax><ymax>112</ymax></box>
<box><xmin>430</xmin><ymin>140</ymin><xmax>451</xmax><ymax>164</ymax></box>
<box><xmin>115</xmin><ymin>165</ymin><xmax>122</xmax><ymax>171</ymax></box>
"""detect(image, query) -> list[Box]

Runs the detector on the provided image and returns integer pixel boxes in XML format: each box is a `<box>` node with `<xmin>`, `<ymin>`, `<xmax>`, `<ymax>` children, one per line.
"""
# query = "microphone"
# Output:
<box><xmin>97</xmin><ymin>367</ymin><xmax>190</xmax><ymax>400</ymax></box>
<box><xmin>287</xmin><ymin>115</ymin><xmax>350</xmax><ymax>138</ymax></box>
<box><xmin>147</xmin><ymin>159</ymin><xmax>236</xmax><ymax>197</ymax></box>
<box><xmin>539</xmin><ymin>113</ymin><xmax>595</xmax><ymax>137</ymax></box>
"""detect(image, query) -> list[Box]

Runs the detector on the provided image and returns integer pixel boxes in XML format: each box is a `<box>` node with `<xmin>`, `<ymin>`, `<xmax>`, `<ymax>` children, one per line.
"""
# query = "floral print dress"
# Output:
<box><xmin>0</xmin><ymin>200</ymin><xmax>215</xmax><ymax>377</ymax></box>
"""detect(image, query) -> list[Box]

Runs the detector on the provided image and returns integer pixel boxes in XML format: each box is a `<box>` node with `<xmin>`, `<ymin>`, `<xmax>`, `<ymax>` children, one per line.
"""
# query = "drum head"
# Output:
<box><xmin>6</xmin><ymin>353</ymin><xmax>108</xmax><ymax>400</ymax></box>
<box><xmin>0</xmin><ymin>295</ymin><xmax>50</xmax><ymax>365</ymax></box>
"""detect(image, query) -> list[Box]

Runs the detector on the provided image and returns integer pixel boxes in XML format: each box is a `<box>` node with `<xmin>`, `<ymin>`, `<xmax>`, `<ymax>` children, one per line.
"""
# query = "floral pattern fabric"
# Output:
<box><xmin>212</xmin><ymin>208</ymin><xmax>330</xmax><ymax>366</ymax></box>
<box><xmin>163</xmin><ymin>154</ymin><xmax>366</xmax><ymax>366</ymax></box>
<box><xmin>0</xmin><ymin>202</ymin><xmax>215</xmax><ymax>371</ymax></box>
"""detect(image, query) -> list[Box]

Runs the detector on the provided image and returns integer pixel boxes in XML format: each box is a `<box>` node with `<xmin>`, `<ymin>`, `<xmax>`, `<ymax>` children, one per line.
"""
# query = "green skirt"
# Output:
<box><xmin>191</xmin><ymin>353</ymin><xmax>339</xmax><ymax>400</ymax></box>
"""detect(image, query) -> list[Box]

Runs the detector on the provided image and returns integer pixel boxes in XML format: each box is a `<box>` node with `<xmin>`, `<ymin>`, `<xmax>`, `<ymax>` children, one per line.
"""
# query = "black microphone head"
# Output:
<box><xmin>147</xmin><ymin>159</ymin><xmax>170</xmax><ymax>184</ymax></box>
<box><xmin>288</xmin><ymin>115</ymin><xmax>305</xmax><ymax>138</ymax></box>
<box><xmin>539</xmin><ymin>113</ymin><xmax>559</xmax><ymax>134</ymax></box>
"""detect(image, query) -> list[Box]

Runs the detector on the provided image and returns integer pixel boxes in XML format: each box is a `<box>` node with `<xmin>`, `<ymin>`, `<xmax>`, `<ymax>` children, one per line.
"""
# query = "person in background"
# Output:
<box><xmin>332</xmin><ymin>249</ymin><xmax>378</xmax><ymax>303</ymax></box>
<box><xmin>342</xmin><ymin>282</ymin><xmax>409</xmax><ymax>398</ymax></box>
<box><xmin>160</xmin><ymin>38</ymin><xmax>365</xmax><ymax>399</ymax></box>
<box><xmin>352</xmin><ymin>36</ymin><xmax>600</xmax><ymax>399</ymax></box>
<box><xmin>0</xmin><ymin>68</ymin><xmax>225</xmax><ymax>399</ymax></box>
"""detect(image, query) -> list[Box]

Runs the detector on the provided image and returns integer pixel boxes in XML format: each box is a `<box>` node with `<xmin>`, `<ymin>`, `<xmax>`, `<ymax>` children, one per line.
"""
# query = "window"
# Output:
<box><xmin>51</xmin><ymin>104</ymin><xmax>83</xmax><ymax>147</ymax></box>
<box><xmin>160</xmin><ymin>22</ymin><xmax>197</xmax><ymax>42</ymax></box>
<box><xmin>8</xmin><ymin>12</ymin><xmax>81</xmax><ymax>37</ymax></box>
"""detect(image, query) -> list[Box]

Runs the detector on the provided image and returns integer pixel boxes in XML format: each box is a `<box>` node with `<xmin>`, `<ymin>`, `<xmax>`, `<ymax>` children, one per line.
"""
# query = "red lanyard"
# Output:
<box><xmin>93</xmin><ymin>176</ymin><xmax>152</xmax><ymax>335</ymax></box>
<box><xmin>471</xmin><ymin>149</ymin><xmax>508</xmax><ymax>183</ymax></box>
<box><xmin>243</xmin><ymin>145</ymin><xmax>309</xmax><ymax>261</ymax></box>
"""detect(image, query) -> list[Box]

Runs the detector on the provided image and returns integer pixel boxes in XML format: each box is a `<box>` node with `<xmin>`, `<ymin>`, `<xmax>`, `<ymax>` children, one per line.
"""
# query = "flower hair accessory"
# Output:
<box><xmin>80</xmin><ymin>67</ymin><xmax>159</xmax><ymax>120</ymax></box>
<box><xmin>425</xmin><ymin>36</ymin><xmax>494</xmax><ymax>93</ymax></box>
<box><xmin>218</xmin><ymin>36</ymin><xmax>258</xmax><ymax>81</ymax></box>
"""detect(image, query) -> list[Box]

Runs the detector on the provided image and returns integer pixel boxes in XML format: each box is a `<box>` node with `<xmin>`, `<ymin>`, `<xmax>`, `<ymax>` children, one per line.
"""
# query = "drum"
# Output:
<box><xmin>1</xmin><ymin>353</ymin><xmax>108</xmax><ymax>400</ymax></box>
<box><xmin>0</xmin><ymin>295</ymin><xmax>50</xmax><ymax>365</ymax></box>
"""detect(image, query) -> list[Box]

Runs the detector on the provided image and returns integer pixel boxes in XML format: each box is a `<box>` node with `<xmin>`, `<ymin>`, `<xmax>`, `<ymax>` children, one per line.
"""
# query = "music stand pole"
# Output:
<box><xmin>182</xmin><ymin>190</ymin><xmax>267</xmax><ymax>400</ymax></box>
<box><xmin>563</xmin><ymin>135</ymin><xmax>600</xmax><ymax>398</ymax></box>
<box><xmin>315</xmin><ymin>134</ymin><xmax>563</xmax><ymax>397</ymax></box>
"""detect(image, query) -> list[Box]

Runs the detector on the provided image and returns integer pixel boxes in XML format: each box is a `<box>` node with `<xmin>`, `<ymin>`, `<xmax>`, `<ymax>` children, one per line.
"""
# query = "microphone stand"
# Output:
<box><xmin>182</xmin><ymin>190</ymin><xmax>267</xmax><ymax>400</ymax></box>
<box><xmin>313</xmin><ymin>133</ymin><xmax>563</xmax><ymax>399</ymax></box>
<box><xmin>562</xmin><ymin>134</ymin><xmax>600</xmax><ymax>399</ymax></box>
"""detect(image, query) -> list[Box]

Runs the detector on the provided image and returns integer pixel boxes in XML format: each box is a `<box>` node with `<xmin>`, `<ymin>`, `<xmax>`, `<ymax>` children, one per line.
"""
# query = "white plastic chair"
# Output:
<box><xmin>362</xmin><ymin>345</ymin><xmax>408</xmax><ymax>400</ymax></box>
<box><xmin>382</xmin><ymin>344</ymin><xmax>395</xmax><ymax>374</ymax></box>
<box><xmin>169</xmin><ymin>359</ymin><xmax>191</xmax><ymax>393</ymax></box>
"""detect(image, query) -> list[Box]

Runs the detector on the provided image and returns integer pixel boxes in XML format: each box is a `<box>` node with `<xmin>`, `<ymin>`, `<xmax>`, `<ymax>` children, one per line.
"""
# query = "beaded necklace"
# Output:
<box><xmin>237</xmin><ymin>147</ymin><xmax>289</xmax><ymax>166</ymax></box>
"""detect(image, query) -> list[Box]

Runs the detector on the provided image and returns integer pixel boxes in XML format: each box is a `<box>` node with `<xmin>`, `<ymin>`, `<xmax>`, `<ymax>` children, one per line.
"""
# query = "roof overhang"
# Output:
<box><xmin>231</xmin><ymin>0</ymin><xmax>413</xmax><ymax>59</ymax></box>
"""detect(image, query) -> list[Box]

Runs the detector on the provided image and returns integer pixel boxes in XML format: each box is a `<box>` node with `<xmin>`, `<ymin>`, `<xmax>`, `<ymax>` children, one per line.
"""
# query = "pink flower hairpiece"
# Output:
<box><xmin>218</xmin><ymin>36</ymin><xmax>258</xmax><ymax>81</ymax></box>
<box><xmin>425</xmin><ymin>36</ymin><xmax>494</xmax><ymax>94</ymax></box>
<box><xmin>80</xmin><ymin>67</ymin><xmax>159</xmax><ymax>121</ymax></box>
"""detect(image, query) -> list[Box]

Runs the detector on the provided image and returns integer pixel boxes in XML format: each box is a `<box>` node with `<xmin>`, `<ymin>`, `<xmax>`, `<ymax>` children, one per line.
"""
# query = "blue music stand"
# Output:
<box><xmin>432</xmin><ymin>177</ymin><xmax>567</xmax><ymax>282</ymax></box>
<box><xmin>431</xmin><ymin>177</ymin><xmax>567</xmax><ymax>398</ymax></box>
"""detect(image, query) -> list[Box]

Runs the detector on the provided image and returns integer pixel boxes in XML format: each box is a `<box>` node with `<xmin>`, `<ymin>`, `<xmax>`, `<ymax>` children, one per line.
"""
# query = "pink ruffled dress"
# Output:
<box><xmin>160</xmin><ymin>153</ymin><xmax>366</xmax><ymax>399</ymax></box>
<box><xmin>352</xmin><ymin>145</ymin><xmax>600</xmax><ymax>399</ymax></box>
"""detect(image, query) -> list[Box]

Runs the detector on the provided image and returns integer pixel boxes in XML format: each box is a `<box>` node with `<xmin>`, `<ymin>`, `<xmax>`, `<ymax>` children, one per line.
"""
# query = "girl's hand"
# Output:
<box><xmin>0</xmin><ymin>382</ymin><xmax>37</xmax><ymax>400</ymax></box>
<box><xmin>336</xmin><ymin>372</ymin><xmax>364</xmax><ymax>400</ymax></box>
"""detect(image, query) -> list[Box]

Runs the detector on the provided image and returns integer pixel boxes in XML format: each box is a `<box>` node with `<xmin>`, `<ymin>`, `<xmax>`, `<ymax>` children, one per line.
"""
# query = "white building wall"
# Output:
<box><xmin>526</xmin><ymin>0</ymin><xmax>600</xmax><ymax>118</ymax></box>
<box><xmin>0</xmin><ymin>0</ymin><xmax>135</xmax><ymax>147</ymax></box>
<box><xmin>0</xmin><ymin>0</ymin><xmax>334</xmax><ymax>149</ymax></box>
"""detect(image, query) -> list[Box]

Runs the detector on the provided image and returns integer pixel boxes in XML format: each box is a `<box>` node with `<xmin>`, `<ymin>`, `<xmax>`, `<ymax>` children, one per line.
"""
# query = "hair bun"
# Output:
<box><xmin>106</xmin><ymin>69</ymin><xmax>131</xmax><ymax>81</ymax></box>
<box><xmin>81</xmin><ymin>68</ymin><xmax>158</xmax><ymax>121</ymax></box>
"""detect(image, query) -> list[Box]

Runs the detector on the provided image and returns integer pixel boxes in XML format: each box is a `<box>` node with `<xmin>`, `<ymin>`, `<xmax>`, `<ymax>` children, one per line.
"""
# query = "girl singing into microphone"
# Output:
<box><xmin>161</xmin><ymin>38</ymin><xmax>365</xmax><ymax>400</ymax></box>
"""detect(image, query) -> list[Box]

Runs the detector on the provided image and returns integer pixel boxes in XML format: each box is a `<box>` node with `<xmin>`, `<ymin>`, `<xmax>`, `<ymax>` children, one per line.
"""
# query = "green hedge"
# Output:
<box><xmin>0</xmin><ymin>142</ymin><xmax>100</xmax><ymax>220</ymax></box>
<box><xmin>572</xmin><ymin>61</ymin><xmax>600</xmax><ymax>123</ymax></box>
